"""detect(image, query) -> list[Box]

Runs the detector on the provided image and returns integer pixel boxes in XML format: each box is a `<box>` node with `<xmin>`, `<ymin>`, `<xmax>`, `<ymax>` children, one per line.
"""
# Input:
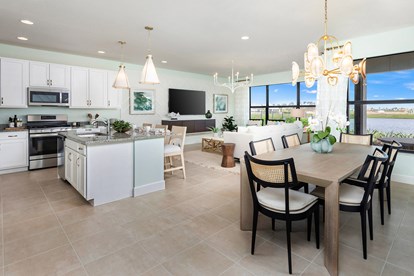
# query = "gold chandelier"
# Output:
<box><xmin>292</xmin><ymin>0</ymin><xmax>366</xmax><ymax>87</ymax></box>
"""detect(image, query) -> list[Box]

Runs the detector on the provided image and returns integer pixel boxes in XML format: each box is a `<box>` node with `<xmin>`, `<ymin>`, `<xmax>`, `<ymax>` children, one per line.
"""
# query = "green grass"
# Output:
<box><xmin>367</xmin><ymin>114</ymin><xmax>414</xmax><ymax>119</ymax></box>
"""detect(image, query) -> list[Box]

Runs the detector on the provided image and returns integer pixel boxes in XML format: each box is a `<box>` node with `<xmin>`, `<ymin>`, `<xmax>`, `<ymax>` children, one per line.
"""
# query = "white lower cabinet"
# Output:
<box><xmin>0</xmin><ymin>131</ymin><xmax>28</xmax><ymax>172</ymax></box>
<box><xmin>65</xmin><ymin>139</ymin><xmax>88</xmax><ymax>199</ymax></box>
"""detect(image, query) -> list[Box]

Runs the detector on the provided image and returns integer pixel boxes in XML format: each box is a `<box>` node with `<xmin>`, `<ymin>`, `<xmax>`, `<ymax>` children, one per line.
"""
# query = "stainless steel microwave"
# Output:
<box><xmin>28</xmin><ymin>87</ymin><xmax>70</xmax><ymax>106</ymax></box>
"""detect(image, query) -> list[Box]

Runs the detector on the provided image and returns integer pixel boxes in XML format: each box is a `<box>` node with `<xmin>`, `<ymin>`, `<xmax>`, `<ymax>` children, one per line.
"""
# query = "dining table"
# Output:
<box><xmin>239</xmin><ymin>142</ymin><xmax>376</xmax><ymax>276</ymax></box>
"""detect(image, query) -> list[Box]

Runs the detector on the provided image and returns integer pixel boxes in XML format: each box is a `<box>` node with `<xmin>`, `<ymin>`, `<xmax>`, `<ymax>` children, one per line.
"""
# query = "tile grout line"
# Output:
<box><xmin>2</xmin><ymin>187</ymin><xmax>5</xmax><ymax>276</ymax></box>
<box><xmin>380</xmin><ymin>198</ymin><xmax>408</xmax><ymax>275</ymax></box>
<box><xmin>38</xmin><ymin>180</ymin><xmax>90</xmax><ymax>276</ymax></box>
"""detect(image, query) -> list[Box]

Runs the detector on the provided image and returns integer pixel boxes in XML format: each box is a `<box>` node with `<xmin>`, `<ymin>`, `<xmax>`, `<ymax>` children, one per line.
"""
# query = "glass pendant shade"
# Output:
<box><xmin>292</xmin><ymin>62</ymin><xmax>300</xmax><ymax>85</ymax></box>
<box><xmin>340</xmin><ymin>55</ymin><xmax>354</xmax><ymax>76</ymax></box>
<box><xmin>113</xmin><ymin>64</ymin><xmax>130</xmax><ymax>89</ymax></box>
<box><xmin>140</xmin><ymin>55</ymin><xmax>160</xmax><ymax>84</ymax></box>
<box><xmin>305</xmin><ymin>76</ymin><xmax>315</xmax><ymax>88</ymax></box>
<box><xmin>310</xmin><ymin>56</ymin><xmax>325</xmax><ymax>78</ymax></box>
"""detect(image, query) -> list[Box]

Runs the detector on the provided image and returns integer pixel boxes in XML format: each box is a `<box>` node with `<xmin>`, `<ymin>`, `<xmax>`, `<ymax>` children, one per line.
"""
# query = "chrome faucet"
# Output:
<box><xmin>91</xmin><ymin>118</ymin><xmax>110</xmax><ymax>134</ymax></box>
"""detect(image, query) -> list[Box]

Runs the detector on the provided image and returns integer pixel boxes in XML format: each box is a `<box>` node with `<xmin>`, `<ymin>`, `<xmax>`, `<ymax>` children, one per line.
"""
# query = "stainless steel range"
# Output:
<box><xmin>27</xmin><ymin>114</ymin><xmax>72</xmax><ymax>170</ymax></box>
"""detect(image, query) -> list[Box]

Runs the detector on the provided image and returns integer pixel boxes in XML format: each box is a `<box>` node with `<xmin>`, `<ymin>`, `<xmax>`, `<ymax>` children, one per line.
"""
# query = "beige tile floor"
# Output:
<box><xmin>0</xmin><ymin>155</ymin><xmax>413</xmax><ymax>275</ymax></box>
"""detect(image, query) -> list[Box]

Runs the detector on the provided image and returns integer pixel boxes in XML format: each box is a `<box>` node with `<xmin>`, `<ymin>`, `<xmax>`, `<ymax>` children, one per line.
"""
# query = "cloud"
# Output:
<box><xmin>404</xmin><ymin>82</ymin><xmax>414</xmax><ymax>91</ymax></box>
<box><xmin>369</xmin><ymin>80</ymin><xmax>385</xmax><ymax>85</ymax></box>
<box><xmin>373</xmin><ymin>95</ymin><xmax>379</xmax><ymax>98</ymax></box>
<box><xmin>396</xmin><ymin>98</ymin><xmax>406</xmax><ymax>100</ymax></box>
<box><xmin>302</xmin><ymin>89</ymin><xmax>317</xmax><ymax>94</ymax></box>
<box><xmin>273</xmin><ymin>89</ymin><xmax>278</xmax><ymax>93</ymax></box>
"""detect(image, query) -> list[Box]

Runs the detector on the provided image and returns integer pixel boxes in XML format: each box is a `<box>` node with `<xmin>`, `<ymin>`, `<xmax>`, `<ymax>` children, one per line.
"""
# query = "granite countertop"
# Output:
<box><xmin>60</xmin><ymin>130</ymin><xmax>165</xmax><ymax>145</ymax></box>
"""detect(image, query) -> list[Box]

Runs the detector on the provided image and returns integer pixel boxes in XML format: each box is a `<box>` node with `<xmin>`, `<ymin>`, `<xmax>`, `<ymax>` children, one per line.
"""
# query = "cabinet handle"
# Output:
<box><xmin>68</xmin><ymin>152</ymin><xmax>72</xmax><ymax>161</ymax></box>
<box><xmin>78</xmin><ymin>147</ymin><xmax>83</xmax><ymax>151</ymax></box>
<box><xmin>77</xmin><ymin>157</ymin><xmax>80</xmax><ymax>166</ymax></box>
<box><xmin>108</xmin><ymin>100</ymin><xmax>110</xmax><ymax>107</ymax></box>
<box><xmin>1</xmin><ymin>97</ymin><xmax>3</xmax><ymax>104</ymax></box>
<box><xmin>7</xmin><ymin>135</ymin><xmax>18</xmax><ymax>138</ymax></box>
<box><xmin>51</xmin><ymin>79</ymin><xmax>53</xmax><ymax>86</ymax></box>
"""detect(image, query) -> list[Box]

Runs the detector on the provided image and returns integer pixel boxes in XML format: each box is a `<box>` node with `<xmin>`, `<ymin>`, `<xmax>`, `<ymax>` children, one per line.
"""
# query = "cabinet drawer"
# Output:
<box><xmin>65</xmin><ymin>139</ymin><xmax>86</xmax><ymax>154</ymax></box>
<box><xmin>0</xmin><ymin>131</ymin><xmax>28</xmax><ymax>140</ymax></box>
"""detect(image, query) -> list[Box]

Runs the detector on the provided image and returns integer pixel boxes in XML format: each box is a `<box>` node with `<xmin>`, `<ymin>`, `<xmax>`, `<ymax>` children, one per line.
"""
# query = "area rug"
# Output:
<box><xmin>184</xmin><ymin>150</ymin><xmax>240</xmax><ymax>174</ymax></box>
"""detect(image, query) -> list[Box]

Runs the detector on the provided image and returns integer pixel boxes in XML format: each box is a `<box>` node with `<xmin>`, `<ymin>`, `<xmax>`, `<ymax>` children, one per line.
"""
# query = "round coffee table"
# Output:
<box><xmin>221</xmin><ymin>143</ymin><xmax>235</xmax><ymax>168</ymax></box>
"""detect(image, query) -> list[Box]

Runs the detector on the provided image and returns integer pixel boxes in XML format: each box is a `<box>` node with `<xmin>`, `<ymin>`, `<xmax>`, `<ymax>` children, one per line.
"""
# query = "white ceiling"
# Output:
<box><xmin>0</xmin><ymin>0</ymin><xmax>414</xmax><ymax>76</ymax></box>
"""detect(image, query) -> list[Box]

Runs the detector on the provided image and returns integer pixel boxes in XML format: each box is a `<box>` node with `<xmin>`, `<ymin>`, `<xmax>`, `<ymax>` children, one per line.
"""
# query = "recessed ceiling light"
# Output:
<box><xmin>98</xmin><ymin>50</ymin><xmax>105</xmax><ymax>54</ymax></box>
<box><xmin>241</xmin><ymin>36</ymin><xmax>250</xmax><ymax>40</ymax></box>
<box><xmin>161</xmin><ymin>60</ymin><xmax>167</xmax><ymax>64</ymax></box>
<box><xmin>17</xmin><ymin>36</ymin><xmax>28</xmax><ymax>41</ymax></box>
<box><xmin>20</xmin><ymin>19</ymin><xmax>34</xmax><ymax>25</ymax></box>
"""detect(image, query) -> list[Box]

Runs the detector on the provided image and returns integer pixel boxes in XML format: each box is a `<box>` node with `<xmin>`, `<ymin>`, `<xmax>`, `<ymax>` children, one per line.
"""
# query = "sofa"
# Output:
<box><xmin>223</xmin><ymin>123</ymin><xmax>303</xmax><ymax>159</ymax></box>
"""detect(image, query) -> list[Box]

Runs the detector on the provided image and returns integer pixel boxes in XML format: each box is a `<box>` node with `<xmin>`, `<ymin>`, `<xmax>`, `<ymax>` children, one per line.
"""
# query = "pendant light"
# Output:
<box><xmin>113</xmin><ymin>41</ymin><xmax>130</xmax><ymax>89</ymax></box>
<box><xmin>140</xmin><ymin>26</ymin><xmax>160</xmax><ymax>84</ymax></box>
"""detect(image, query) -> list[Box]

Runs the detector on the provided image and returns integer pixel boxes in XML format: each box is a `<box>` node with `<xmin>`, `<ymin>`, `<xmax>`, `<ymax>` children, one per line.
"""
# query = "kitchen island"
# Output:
<box><xmin>60</xmin><ymin>130</ymin><xmax>165</xmax><ymax>206</ymax></box>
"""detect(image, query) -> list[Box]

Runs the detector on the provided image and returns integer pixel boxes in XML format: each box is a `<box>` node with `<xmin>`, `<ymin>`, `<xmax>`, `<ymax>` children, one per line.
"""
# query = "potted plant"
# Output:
<box><xmin>112</xmin><ymin>120</ymin><xmax>132</xmax><ymax>133</ymax></box>
<box><xmin>222</xmin><ymin>116</ymin><xmax>238</xmax><ymax>132</ymax></box>
<box><xmin>208</xmin><ymin>126</ymin><xmax>220</xmax><ymax>138</ymax></box>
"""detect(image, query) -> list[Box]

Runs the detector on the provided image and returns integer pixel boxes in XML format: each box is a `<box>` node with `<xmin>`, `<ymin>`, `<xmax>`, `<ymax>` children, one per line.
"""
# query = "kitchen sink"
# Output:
<box><xmin>77</xmin><ymin>133</ymin><xmax>107</xmax><ymax>138</ymax></box>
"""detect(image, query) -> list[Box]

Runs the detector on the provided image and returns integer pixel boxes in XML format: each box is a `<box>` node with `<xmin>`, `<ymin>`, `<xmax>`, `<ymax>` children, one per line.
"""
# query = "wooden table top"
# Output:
<box><xmin>255</xmin><ymin>143</ymin><xmax>376</xmax><ymax>186</ymax></box>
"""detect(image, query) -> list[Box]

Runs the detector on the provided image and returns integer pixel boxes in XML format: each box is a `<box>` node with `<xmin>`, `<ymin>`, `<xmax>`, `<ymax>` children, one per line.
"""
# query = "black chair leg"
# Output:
<box><xmin>251</xmin><ymin>209</ymin><xmax>258</xmax><ymax>255</ymax></box>
<box><xmin>314</xmin><ymin>207</ymin><xmax>320</xmax><ymax>249</ymax></box>
<box><xmin>386</xmin><ymin>183</ymin><xmax>391</xmax><ymax>215</ymax></box>
<box><xmin>360</xmin><ymin>211</ymin><xmax>367</xmax><ymax>259</ymax></box>
<box><xmin>304</xmin><ymin>183</ymin><xmax>309</xmax><ymax>193</ymax></box>
<box><xmin>286</xmin><ymin>220</ymin><xmax>292</xmax><ymax>274</ymax></box>
<box><xmin>379</xmin><ymin>188</ymin><xmax>385</xmax><ymax>225</ymax></box>
<box><xmin>307</xmin><ymin>213</ymin><xmax>312</xmax><ymax>242</ymax></box>
<box><xmin>272</xmin><ymin>218</ymin><xmax>275</xmax><ymax>231</ymax></box>
<box><xmin>368</xmin><ymin>207</ymin><xmax>374</xmax><ymax>241</ymax></box>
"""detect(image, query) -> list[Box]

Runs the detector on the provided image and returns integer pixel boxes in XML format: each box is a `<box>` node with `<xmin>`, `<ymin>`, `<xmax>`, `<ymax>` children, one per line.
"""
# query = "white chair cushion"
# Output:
<box><xmin>257</xmin><ymin>188</ymin><xmax>318</xmax><ymax>214</ymax></box>
<box><xmin>164</xmin><ymin>144</ymin><xmax>181</xmax><ymax>155</ymax></box>
<box><xmin>339</xmin><ymin>184</ymin><xmax>369</xmax><ymax>206</ymax></box>
<box><xmin>312</xmin><ymin>185</ymin><xmax>370</xmax><ymax>207</ymax></box>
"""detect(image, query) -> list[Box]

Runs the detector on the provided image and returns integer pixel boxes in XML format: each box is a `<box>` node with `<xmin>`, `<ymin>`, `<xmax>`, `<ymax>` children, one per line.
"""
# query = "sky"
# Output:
<box><xmin>250</xmin><ymin>82</ymin><xmax>316</xmax><ymax>106</ymax></box>
<box><xmin>251</xmin><ymin>69</ymin><xmax>414</xmax><ymax>109</ymax></box>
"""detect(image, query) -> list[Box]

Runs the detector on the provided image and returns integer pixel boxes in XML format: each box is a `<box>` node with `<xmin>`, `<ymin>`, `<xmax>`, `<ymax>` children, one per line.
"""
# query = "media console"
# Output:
<box><xmin>161</xmin><ymin>119</ymin><xmax>215</xmax><ymax>134</ymax></box>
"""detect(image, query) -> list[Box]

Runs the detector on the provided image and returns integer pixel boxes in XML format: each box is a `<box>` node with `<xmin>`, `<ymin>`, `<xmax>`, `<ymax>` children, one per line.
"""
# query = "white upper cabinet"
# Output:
<box><xmin>0</xmin><ymin>58</ymin><xmax>29</xmax><ymax>108</ymax></box>
<box><xmin>70</xmin><ymin>67</ymin><xmax>89</xmax><ymax>108</ymax></box>
<box><xmin>70</xmin><ymin>67</ymin><xmax>109</xmax><ymax>109</ymax></box>
<box><xmin>29</xmin><ymin>61</ymin><xmax>70</xmax><ymax>89</ymax></box>
<box><xmin>89</xmin><ymin>69</ymin><xmax>108</xmax><ymax>108</ymax></box>
<box><xmin>107</xmin><ymin>70</ymin><xmax>122</xmax><ymax>109</ymax></box>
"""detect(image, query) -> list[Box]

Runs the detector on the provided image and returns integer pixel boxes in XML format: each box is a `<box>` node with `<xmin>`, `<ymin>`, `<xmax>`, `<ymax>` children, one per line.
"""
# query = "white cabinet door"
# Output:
<box><xmin>107</xmin><ymin>71</ymin><xmax>121</xmax><ymax>109</ymax></box>
<box><xmin>89</xmin><ymin>69</ymin><xmax>108</xmax><ymax>108</ymax></box>
<box><xmin>76</xmin><ymin>153</ymin><xmax>87</xmax><ymax>198</ymax></box>
<box><xmin>65</xmin><ymin>146</ymin><xmax>74</xmax><ymax>184</ymax></box>
<box><xmin>70</xmin><ymin>67</ymin><xmax>89</xmax><ymax>108</ymax></box>
<box><xmin>49</xmin><ymin>63</ymin><xmax>70</xmax><ymax>89</ymax></box>
<box><xmin>0</xmin><ymin>58</ymin><xmax>29</xmax><ymax>108</ymax></box>
<box><xmin>29</xmin><ymin>61</ymin><xmax>49</xmax><ymax>86</ymax></box>
<box><xmin>0</xmin><ymin>138</ymin><xmax>28</xmax><ymax>170</ymax></box>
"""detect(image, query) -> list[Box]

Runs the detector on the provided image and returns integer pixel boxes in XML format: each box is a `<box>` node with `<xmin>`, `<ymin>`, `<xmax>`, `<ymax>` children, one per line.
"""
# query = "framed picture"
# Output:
<box><xmin>214</xmin><ymin>94</ymin><xmax>228</xmax><ymax>113</ymax></box>
<box><xmin>130</xmin><ymin>89</ymin><xmax>155</xmax><ymax>114</ymax></box>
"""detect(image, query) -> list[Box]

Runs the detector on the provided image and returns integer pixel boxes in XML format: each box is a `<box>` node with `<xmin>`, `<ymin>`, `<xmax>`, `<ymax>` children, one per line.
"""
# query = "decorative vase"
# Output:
<box><xmin>205</xmin><ymin>110</ymin><xmax>212</xmax><ymax>119</ymax></box>
<box><xmin>213</xmin><ymin>132</ymin><xmax>219</xmax><ymax>138</ymax></box>
<box><xmin>311</xmin><ymin>138</ymin><xmax>333</xmax><ymax>153</ymax></box>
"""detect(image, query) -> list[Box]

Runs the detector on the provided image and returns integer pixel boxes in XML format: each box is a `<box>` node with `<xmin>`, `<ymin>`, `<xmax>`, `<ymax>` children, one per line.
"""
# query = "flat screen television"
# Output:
<box><xmin>168</xmin><ymin>88</ymin><xmax>206</xmax><ymax>115</ymax></box>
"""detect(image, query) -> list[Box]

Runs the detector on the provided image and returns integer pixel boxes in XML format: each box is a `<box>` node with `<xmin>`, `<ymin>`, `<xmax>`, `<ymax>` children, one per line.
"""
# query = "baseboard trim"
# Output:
<box><xmin>0</xmin><ymin>167</ymin><xmax>28</xmax><ymax>175</ymax></box>
<box><xmin>133</xmin><ymin>180</ymin><xmax>165</xmax><ymax>197</ymax></box>
<box><xmin>392</xmin><ymin>174</ymin><xmax>414</xmax><ymax>185</ymax></box>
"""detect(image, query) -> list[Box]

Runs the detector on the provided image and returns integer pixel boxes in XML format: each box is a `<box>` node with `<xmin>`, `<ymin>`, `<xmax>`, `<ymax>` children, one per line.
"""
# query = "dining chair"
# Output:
<box><xmin>340</xmin><ymin>133</ymin><xmax>373</xmax><ymax>145</ymax></box>
<box><xmin>311</xmin><ymin>148</ymin><xmax>388</xmax><ymax>259</ymax></box>
<box><xmin>249</xmin><ymin>137</ymin><xmax>275</xmax><ymax>156</ymax></box>
<box><xmin>244</xmin><ymin>151</ymin><xmax>320</xmax><ymax>274</ymax></box>
<box><xmin>164</xmin><ymin>126</ymin><xmax>187</xmax><ymax>178</ymax></box>
<box><xmin>375</xmin><ymin>141</ymin><xmax>402</xmax><ymax>225</ymax></box>
<box><xmin>281</xmin><ymin>134</ymin><xmax>309</xmax><ymax>193</ymax></box>
<box><xmin>281</xmin><ymin>133</ymin><xmax>301</xmax><ymax>149</ymax></box>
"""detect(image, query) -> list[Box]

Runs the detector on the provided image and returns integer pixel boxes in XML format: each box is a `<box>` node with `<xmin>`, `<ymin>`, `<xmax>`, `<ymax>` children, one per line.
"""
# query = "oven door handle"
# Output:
<box><xmin>30</xmin><ymin>133</ymin><xmax>60</xmax><ymax>138</ymax></box>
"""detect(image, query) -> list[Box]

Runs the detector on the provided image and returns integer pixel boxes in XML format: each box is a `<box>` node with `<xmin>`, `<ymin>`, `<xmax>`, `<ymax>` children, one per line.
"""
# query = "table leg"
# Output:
<box><xmin>324</xmin><ymin>181</ymin><xmax>339</xmax><ymax>276</ymax></box>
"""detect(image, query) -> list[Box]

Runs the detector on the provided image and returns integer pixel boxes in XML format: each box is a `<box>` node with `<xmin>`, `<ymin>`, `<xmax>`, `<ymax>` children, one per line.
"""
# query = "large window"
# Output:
<box><xmin>348</xmin><ymin>52</ymin><xmax>414</xmax><ymax>150</ymax></box>
<box><xmin>249</xmin><ymin>82</ymin><xmax>316</xmax><ymax>125</ymax></box>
